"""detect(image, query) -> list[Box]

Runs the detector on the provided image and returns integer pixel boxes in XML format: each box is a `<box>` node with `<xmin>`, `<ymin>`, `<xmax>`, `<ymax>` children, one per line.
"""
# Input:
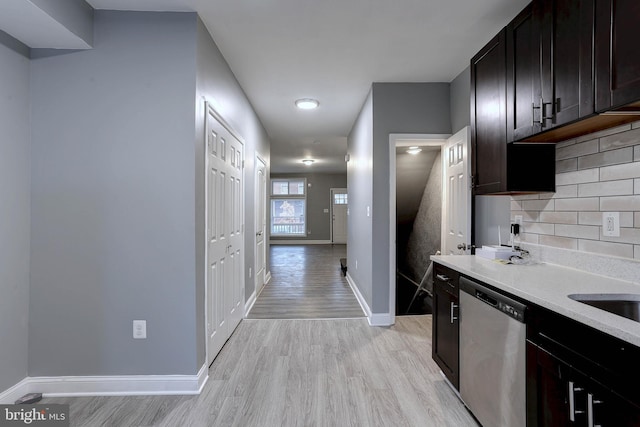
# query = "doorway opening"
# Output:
<box><xmin>394</xmin><ymin>141</ymin><xmax>444</xmax><ymax>316</ymax></box>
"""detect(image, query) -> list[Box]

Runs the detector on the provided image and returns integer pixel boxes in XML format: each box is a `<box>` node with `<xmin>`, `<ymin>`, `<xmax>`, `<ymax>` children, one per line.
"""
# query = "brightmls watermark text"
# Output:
<box><xmin>0</xmin><ymin>405</ymin><xmax>69</xmax><ymax>426</ymax></box>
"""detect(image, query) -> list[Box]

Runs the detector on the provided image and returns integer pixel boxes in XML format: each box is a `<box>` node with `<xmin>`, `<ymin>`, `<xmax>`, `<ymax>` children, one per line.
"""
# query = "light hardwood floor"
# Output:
<box><xmin>247</xmin><ymin>245</ymin><xmax>365</xmax><ymax>319</ymax></box>
<box><xmin>41</xmin><ymin>316</ymin><xmax>478</xmax><ymax>427</ymax></box>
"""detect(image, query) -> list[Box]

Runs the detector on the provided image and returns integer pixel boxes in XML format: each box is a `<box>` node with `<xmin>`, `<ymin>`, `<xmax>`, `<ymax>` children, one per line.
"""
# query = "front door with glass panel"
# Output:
<box><xmin>331</xmin><ymin>188</ymin><xmax>348</xmax><ymax>244</ymax></box>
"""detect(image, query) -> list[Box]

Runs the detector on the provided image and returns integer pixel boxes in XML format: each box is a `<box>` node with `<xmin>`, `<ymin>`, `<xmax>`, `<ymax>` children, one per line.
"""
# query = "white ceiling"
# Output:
<box><xmin>10</xmin><ymin>0</ymin><xmax>531</xmax><ymax>173</ymax></box>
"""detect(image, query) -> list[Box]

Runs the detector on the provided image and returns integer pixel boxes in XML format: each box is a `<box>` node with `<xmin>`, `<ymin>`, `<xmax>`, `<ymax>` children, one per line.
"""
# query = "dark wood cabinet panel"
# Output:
<box><xmin>507</xmin><ymin>4</ymin><xmax>540</xmax><ymax>141</ymax></box>
<box><xmin>472</xmin><ymin>25</ymin><xmax>556</xmax><ymax>195</ymax></box>
<box><xmin>527</xmin><ymin>305</ymin><xmax>640</xmax><ymax>425</ymax></box>
<box><xmin>471</xmin><ymin>30</ymin><xmax>507</xmax><ymax>195</ymax></box>
<box><xmin>595</xmin><ymin>0</ymin><xmax>640</xmax><ymax>111</ymax></box>
<box><xmin>432</xmin><ymin>264</ymin><xmax>459</xmax><ymax>389</ymax></box>
<box><xmin>540</xmin><ymin>0</ymin><xmax>595</xmax><ymax>128</ymax></box>
<box><xmin>507</xmin><ymin>0</ymin><xmax>595</xmax><ymax>141</ymax></box>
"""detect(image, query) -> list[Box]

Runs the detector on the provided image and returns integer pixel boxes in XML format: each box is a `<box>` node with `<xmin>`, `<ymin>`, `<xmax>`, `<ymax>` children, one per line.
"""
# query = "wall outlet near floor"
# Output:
<box><xmin>133</xmin><ymin>320</ymin><xmax>147</xmax><ymax>339</ymax></box>
<box><xmin>514</xmin><ymin>215</ymin><xmax>523</xmax><ymax>225</ymax></box>
<box><xmin>602</xmin><ymin>212</ymin><xmax>620</xmax><ymax>237</ymax></box>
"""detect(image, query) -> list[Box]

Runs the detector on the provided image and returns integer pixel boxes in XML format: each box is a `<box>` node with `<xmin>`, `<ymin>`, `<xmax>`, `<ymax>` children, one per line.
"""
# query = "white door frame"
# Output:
<box><xmin>330</xmin><ymin>187</ymin><xmax>347</xmax><ymax>244</ymax></box>
<box><xmin>204</xmin><ymin>101</ymin><xmax>246</xmax><ymax>368</ymax></box>
<box><xmin>254</xmin><ymin>154</ymin><xmax>267</xmax><ymax>295</ymax></box>
<box><xmin>388</xmin><ymin>133</ymin><xmax>449</xmax><ymax>324</ymax></box>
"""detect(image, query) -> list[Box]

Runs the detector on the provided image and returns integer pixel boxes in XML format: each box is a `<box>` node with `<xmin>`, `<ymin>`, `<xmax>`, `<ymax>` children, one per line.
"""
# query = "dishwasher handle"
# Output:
<box><xmin>475</xmin><ymin>290</ymin><xmax>498</xmax><ymax>307</ymax></box>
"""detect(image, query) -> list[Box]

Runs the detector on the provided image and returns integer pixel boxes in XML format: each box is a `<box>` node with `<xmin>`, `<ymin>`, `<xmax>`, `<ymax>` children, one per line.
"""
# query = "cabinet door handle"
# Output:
<box><xmin>587</xmin><ymin>393</ymin><xmax>603</xmax><ymax>427</ymax></box>
<box><xmin>569</xmin><ymin>381</ymin><xmax>585</xmax><ymax>421</ymax></box>
<box><xmin>436</xmin><ymin>274</ymin><xmax>450</xmax><ymax>282</ymax></box>
<box><xmin>450</xmin><ymin>302</ymin><xmax>458</xmax><ymax>323</ymax></box>
<box><xmin>532</xmin><ymin>101</ymin><xmax>542</xmax><ymax>126</ymax></box>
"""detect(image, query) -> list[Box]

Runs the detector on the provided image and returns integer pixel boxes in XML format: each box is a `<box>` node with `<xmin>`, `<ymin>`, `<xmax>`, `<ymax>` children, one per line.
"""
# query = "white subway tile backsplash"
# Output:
<box><xmin>523</xmin><ymin>222</ymin><xmax>555</xmax><ymax>235</ymax></box>
<box><xmin>556</xmin><ymin>169</ymin><xmax>599</xmax><ymax>185</ymax></box>
<box><xmin>510</xmin><ymin>124</ymin><xmax>640</xmax><ymax>262</ymax></box>
<box><xmin>519</xmin><ymin>233</ymin><xmax>539</xmax><ymax>244</ymax></box>
<box><xmin>557</xmin><ymin>139</ymin><xmax>598</xmax><ymax>160</ymax></box>
<box><xmin>539</xmin><ymin>211</ymin><xmax>577</xmax><ymax>224</ymax></box>
<box><xmin>523</xmin><ymin>199</ymin><xmax>555</xmax><ymax>211</ymax></box>
<box><xmin>578</xmin><ymin>239</ymin><xmax>634</xmax><ymax>259</ymax></box>
<box><xmin>576</xmin><ymin>123</ymin><xmax>631</xmax><ymax>143</ymax></box>
<box><xmin>578</xmin><ymin>180</ymin><xmax>634</xmax><ymax>197</ymax></box>
<box><xmin>600</xmin><ymin>195</ymin><xmax>640</xmax><ymax>211</ymax></box>
<box><xmin>599</xmin><ymin>162</ymin><xmax>640</xmax><ymax>181</ymax></box>
<box><xmin>578</xmin><ymin>212</ymin><xmax>633</xmax><ymax>227</ymax></box>
<box><xmin>555</xmin><ymin>197</ymin><xmax>599</xmax><ymax>211</ymax></box>
<box><xmin>599</xmin><ymin>227</ymin><xmax>640</xmax><ymax>245</ymax></box>
<box><xmin>551</xmin><ymin>185</ymin><xmax>578</xmax><ymax>199</ymax></box>
<box><xmin>539</xmin><ymin>235</ymin><xmax>578</xmax><ymax>250</ymax></box>
<box><xmin>556</xmin><ymin>138</ymin><xmax>577</xmax><ymax>148</ymax></box>
<box><xmin>556</xmin><ymin>158</ymin><xmax>577</xmax><ymax>173</ymax></box>
<box><xmin>555</xmin><ymin>224</ymin><xmax>600</xmax><ymax>240</ymax></box>
<box><xmin>599</xmin><ymin>126</ymin><xmax>640</xmax><ymax>151</ymax></box>
<box><xmin>578</xmin><ymin>147</ymin><xmax>633</xmax><ymax>170</ymax></box>
<box><xmin>511</xmin><ymin>210</ymin><xmax>540</xmax><ymax>222</ymax></box>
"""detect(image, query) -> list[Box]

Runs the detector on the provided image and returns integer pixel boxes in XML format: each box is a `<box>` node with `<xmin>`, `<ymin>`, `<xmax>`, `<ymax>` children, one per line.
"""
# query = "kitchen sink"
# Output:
<box><xmin>568</xmin><ymin>294</ymin><xmax>640</xmax><ymax>323</ymax></box>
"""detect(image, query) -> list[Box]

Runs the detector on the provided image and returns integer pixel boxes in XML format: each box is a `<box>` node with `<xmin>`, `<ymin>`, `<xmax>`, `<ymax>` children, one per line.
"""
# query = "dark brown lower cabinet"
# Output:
<box><xmin>527</xmin><ymin>306</ymin><xmax>640</xmax><ymax>426</ymax></box>
<box><xmin>432</xmin><ymin>264</ymin><xmax>459</xmax><ymax>389</ymax></box>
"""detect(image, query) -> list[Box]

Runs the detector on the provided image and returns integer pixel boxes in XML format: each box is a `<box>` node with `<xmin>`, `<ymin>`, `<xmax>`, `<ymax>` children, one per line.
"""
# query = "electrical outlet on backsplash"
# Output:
<box><xmin>510</xmin><ymin>121</ymin><xmax>640</xmax><ymax>269</ymax></box>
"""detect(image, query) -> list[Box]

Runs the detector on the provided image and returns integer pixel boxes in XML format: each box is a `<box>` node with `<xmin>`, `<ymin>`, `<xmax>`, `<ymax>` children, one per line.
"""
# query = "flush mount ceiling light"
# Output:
<box><xmin>302</xmin><ymin>159</ymin><xmax>315</xmax><ymax>166</ymax></box>
<box><xmin>295</xmin><ymin>98</ymin><xmax>319</xmax><ymax>110</ymax></box>
<box><xmin>406</xmin><ymin>146</ymin><xmax>422</xmax><ymax>155</ymax></box>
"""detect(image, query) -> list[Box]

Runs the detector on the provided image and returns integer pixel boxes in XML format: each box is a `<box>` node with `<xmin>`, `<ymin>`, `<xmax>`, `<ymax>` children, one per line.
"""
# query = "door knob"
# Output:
<box><xmin>457</xmin><ymin>243</ymin><xmax>467</xmax><ymax>251</ymax></box>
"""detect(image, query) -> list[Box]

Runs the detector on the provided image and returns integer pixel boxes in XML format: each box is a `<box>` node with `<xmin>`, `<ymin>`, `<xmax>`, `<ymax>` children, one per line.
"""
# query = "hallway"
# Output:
<box><xmin>247</xmin><ymin>245</ymin><xmax>365</xmax><ymax>319</ymax></box>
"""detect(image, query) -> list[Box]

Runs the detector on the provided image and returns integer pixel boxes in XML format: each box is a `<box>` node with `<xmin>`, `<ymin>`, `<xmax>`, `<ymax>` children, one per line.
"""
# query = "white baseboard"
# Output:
<box><xmin>0</xmin><ymin>378</ymin><xmax>30</xmax><ymax>404</ymax></box>
<box><xmin>269</xmin><ymin>240</ymin><xmax>332</xmax><ymax>245</ymax></box>
<box><xmin>245</xmin><ymin>290</ymin><xmax>257</xmax><ymax>314</ymax></box>
<box><xmin>345</xmin><ymin>272</ymin><xmax>371</xmax><ymax>318</ymax></box>
<box><xmin>369</xmin><ymin>313</ymin><xmax>394</xmax><ymax>326</ymax></box>
<box><xmin>345</xmin><ymin>273</ymin><xmax>394</xmax><ymax>327</ymax></box>
<box><xmin>0</xmin><ymin>365</ymin><xmax>208</xmax><ymax>401</ymax></box>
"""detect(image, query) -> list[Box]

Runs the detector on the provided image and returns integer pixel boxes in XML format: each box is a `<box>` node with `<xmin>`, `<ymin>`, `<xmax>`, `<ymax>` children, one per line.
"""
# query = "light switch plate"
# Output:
<box><xmin>133</xmin><ymin>320</ymin><xmax>147</xmax><ymax>339</ymax></box>
<box><xmin>602</xmin><ymin>212</ymin><xmax>620</xmax><ymax>237</ymax></box>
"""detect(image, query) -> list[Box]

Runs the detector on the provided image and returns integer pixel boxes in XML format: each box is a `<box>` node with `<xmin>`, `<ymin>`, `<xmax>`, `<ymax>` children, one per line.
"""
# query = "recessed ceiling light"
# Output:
<box><xmin>295</xmin><ymin>98</ymin><xmax>319</xmax><ymax>110</ymax></box>
<box><xmin>406</xmin><ymin>146</ymin><xmax>422</xmax><ymax>155</ymax></box>
<box><xmin>302</xmin><ymin>159</ymin><xmax>315</xmax><ymax>165</ymax></box>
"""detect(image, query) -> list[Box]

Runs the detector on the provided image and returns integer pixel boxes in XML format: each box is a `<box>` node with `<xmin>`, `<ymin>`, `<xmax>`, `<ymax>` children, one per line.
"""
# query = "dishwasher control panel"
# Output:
<box><xmin>497</xmin><ymin>300</ymin><xmax>525</xmax><ymax>322</ymax></box>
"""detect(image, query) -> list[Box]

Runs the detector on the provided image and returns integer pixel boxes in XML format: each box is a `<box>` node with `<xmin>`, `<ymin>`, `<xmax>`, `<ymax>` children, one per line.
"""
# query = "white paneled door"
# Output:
<box><xmin>206</xmin><ymin>103</ymin><xmax>244</xmax><ymax>367</ymax></box>
<box><xmin>443</xmin><ymin>127</ymin><xmax>471</xmax><ymax>255</ymax></box>
<box><xmin>331</xmin><ymin>188</ymin><xmax>348</xmax><ymax>244</ymax></box>
<box><xmin>255</xmin><ymin>156</ymin><xmax>267</xmax><ymax>294</ymax></box>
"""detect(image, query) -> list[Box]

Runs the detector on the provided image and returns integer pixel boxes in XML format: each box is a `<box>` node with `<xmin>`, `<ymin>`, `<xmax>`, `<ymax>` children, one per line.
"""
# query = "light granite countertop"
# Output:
<box><xmin>431</xmin><ymin>255</ymin><xmax>640</xmax><ymax>347</ymax></box>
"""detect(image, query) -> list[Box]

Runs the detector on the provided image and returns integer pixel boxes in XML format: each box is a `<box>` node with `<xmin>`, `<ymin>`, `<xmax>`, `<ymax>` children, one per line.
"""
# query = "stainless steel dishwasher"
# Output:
<box><xmin>459</xmin><ymin>276</ymin><xmax>527</xmax><ymax>427</ymax></box>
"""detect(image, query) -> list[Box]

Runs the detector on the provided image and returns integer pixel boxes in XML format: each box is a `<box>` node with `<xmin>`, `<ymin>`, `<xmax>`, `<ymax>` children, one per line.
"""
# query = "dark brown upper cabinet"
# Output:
<box><xmin>471</xmin><ymin>28</ymin><xmax>556</xmax><ymax>195</ymax></box>
<box><xmin>595</xmin><ymin>0</ymin><xmax>640</xmax><ymax>112</ymax></box>
<box><xmin>471</xmin><ymin>30</ymin><xmax>508</xmax><ymax>195</ymax></box>
<box><xmin>507</xmin><ymin>0</ymin><xmax>595</xmax><ymax>143</ymax></box>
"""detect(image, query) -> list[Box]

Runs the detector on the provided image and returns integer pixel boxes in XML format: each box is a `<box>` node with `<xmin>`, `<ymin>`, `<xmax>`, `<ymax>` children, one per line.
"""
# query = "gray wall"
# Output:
<box><xmin>370</xmin><ymin>83</ymin><xmax>451</xmax><ymax>313</ymax></box>
<box><xmin>270</xmin><ymin>173</ymin><xmax>347</xmax><ymax>241</ymax></box>
<box><xmin>0</xmin><ymin>40</ymin><xmax>31</xmax><ymax>393</ymax></box>
<box><xmin>405</xmin><ymin>152</ymin><xmax>442</xmax><ymax>290</ymax></box>
<box><xmin>396</xmin><ymin>148</ymin><xmax>439</xmax><ymax>225</ymax></box>
<box><xmin>29</xmin><ymin>11</ymin><xmax>199</xmax><ymax>376</ymax></box>
<box><xmin>347</xmin><ymin>91</ymin><xmax>374</xmax><ymax>308</ymax></box>
<box><xmin>195</xmin><ymin>17</ymin><xmax>271</xmax><ymax>365</ymax></box>
<box><xmin>450</xmin><ymin>66</ymin><xmax>470</xmax><ymax>134</ymax></box>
